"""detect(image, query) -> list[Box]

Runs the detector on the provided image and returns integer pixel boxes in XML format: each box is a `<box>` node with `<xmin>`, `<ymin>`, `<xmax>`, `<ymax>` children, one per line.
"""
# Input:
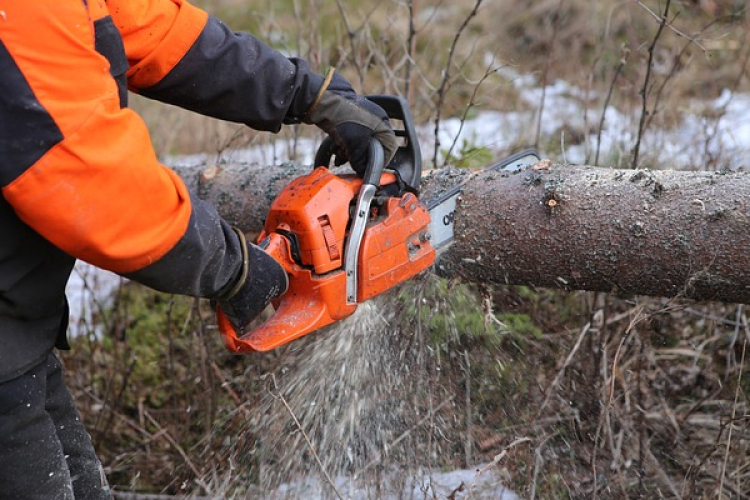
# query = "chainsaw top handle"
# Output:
<box><xmin>314</xmin><ymin>95</ymin><xmax>422</xmax><ymax>193</ymax></box>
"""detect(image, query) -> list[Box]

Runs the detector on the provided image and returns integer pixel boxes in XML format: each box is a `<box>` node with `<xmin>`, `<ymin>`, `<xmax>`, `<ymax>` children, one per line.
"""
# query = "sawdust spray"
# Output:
<box><xmin>232</xmin><ymin>278</ymin><xmax>439</xmax><ymax>498</ymax></box>
<box><xmin>256</xmin><ymin>295</ymin><xmax>405</xmax><ymax>495</ymax></box>
<box><xmin>210</xmin><ymin>269</ymin><xmax>489</xmax><ymax>498</ymax></box>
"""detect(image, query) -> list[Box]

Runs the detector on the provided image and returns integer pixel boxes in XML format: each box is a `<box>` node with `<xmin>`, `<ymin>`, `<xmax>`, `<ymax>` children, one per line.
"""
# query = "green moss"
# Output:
<box><xmin>496</xmin><ymin>312</ymin><xmax>543</xmax><ymax>340</ymax></box>
<box><xmin>399</xmin><ymin>275</ymin><xmax>507</xmax><ymax>350</ymax></box>
<box><xmin>443</xmin><ymin>140</ymin><xmax>495</xmax><ymax>169</ymax></box>
<box><xmin>70</xmin><ymin>283</ymin><xmax>197</xmax><ymax>410</ymax></box>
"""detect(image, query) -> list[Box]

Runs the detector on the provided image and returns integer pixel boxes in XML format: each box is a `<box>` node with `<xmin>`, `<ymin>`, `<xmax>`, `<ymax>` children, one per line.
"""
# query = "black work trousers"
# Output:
<box><xmin>0</xmin><ymin>352</ymin><xmax>110</xmax><ymax>499</ymax></box>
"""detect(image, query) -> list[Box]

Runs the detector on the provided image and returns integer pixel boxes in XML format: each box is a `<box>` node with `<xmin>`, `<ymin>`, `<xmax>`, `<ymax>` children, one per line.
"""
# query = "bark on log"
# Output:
<box><xmin>171</xmin><ymin>162</ymin><xmax>750</xmax><ymax>304</ymax></box>
<box><xmin>171</xmin><ymin>161</ymin><xmax>309</xmax><ymax>231</ymax></box>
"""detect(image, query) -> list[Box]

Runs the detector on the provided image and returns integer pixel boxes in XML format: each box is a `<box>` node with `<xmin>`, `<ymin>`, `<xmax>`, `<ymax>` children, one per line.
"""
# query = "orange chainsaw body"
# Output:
<box><xmin>219</xmin><ymin>167</ymin><xmax>435</xmax><ymax>353</ymax></box>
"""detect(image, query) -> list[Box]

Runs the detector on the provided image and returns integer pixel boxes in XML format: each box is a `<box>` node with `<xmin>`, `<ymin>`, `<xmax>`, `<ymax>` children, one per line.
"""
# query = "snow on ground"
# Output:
<box><xmin>164</xmin><ymin>70</ymin><xmax>750</xmax><ymax>173</ymax></box>
<box><xmin>66</xmin><ymin>260</ymin><xmax>122</xmax><ymax>337</ymax></box>
<box><xmin>266</xmin><ymin>466</ymin><xmax>519</xmax><ymax>500</ymax></box>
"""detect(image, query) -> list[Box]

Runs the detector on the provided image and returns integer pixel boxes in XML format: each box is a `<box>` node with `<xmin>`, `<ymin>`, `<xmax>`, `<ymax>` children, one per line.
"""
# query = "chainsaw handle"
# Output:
<box><xmin>314</xmin><ymin>138</ymin><xmax>385</xmax><ymax>186</ymax></box>
<box><xmin>217</xmin><ymin>294</ymin><xmax>324</xmax><ymax>353</ymax></box>
<box><xmin>366</xmin><ymin>95</ymin><xmax>422</xmax><ymax>193</ymax></box>
<box><xmin>361</xmin><ymin>139</ymin><xmax>385</xmax><ymax>186</ymax></box>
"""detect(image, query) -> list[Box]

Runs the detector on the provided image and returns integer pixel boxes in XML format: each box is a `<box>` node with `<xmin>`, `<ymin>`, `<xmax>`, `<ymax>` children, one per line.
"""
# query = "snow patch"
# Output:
<box><xmin>65</xmin><ymin>261</ymin><xmax>122</xmax><ymax>337</ymax></box>
<box><xmin>269</xmin><ymin>466</ymin><xmax>519</xmax><ymax>500</ymax></box>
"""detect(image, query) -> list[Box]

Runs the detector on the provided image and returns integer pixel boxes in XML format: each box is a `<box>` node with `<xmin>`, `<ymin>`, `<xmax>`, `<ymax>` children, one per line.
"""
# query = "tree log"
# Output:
<box><xmin>172</xmin><ymin>161</ymin><xmax>309</xmax><ymax>231</ymax></box>
<box><xmin>171</xmin><ymin>162</ymin><xmax>750</xmax><ymax>304</ymax></box>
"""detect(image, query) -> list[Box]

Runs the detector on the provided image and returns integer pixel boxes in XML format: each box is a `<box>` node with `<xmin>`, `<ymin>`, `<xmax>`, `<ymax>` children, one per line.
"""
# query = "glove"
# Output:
<box><xmin>304</xmin><ymin>70</ymin><xmax>398</xmax><ymax>176</ymax></box>
<box><xmin>215</xmin><ymin>229</ymin><xmax>289</xmax><ymax>335</ymax></box>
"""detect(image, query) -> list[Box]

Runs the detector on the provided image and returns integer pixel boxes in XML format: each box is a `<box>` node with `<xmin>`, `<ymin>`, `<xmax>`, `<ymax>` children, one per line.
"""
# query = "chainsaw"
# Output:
<box><xmin>219</xmin><ymin>95</ymin><xmax>540</xmax><ymax>353</ymax></box>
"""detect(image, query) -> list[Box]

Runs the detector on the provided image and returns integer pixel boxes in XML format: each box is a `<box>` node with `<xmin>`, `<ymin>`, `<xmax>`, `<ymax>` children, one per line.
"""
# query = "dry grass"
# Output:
<box><xmin>64</xmin><ymin>274</ymin><xmax>750</xmax><ymax>498</ymax></box>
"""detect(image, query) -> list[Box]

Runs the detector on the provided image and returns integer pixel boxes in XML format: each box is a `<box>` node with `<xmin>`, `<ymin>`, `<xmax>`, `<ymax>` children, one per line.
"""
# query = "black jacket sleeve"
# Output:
<box><xmin>137</xmin><ymin>16</ymin><xmax>324</xmax><ymax>132</ymax></box>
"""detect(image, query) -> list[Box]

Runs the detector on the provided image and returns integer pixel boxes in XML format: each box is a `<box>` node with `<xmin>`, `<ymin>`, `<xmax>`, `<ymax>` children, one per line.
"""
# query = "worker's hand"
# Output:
<box><xmin>215</xmin><ymin>232</ymin><xmax>289</xmax><ymax>335</ymax></box>
<box><xmin>305</xmin><ymin>71</ymin><xmax>397</xmax><ymax>176</ymax></box>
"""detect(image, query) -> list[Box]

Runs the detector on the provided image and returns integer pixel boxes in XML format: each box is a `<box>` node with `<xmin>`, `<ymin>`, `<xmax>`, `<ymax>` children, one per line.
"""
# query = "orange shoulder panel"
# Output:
<box><xmin>107</xmin><ymin>0</ymin><xmax>208</xmax><ymax>89</ymax></box>
<box><xmin>87</xmin><ymin>0</ymin><xmax>110</xmax><ymax>22</ymax></box>
<box><xmin>0</xmin><ymin>1</ymin><xmax>192</xmax><ymax>273</ymax></box>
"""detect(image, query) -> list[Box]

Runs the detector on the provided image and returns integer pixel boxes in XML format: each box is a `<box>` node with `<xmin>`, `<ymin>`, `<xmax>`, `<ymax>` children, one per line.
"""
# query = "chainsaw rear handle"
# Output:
<box><xmin>315</xmin><ymin>137</ymin><xmax>385</xmax><ymax>187</ymax></box>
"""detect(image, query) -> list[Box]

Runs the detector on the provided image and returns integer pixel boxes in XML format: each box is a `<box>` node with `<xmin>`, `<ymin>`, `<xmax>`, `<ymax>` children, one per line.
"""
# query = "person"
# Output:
<box><xmin>0</xmin><ymin>0</ymin><xmax>397</xmax><ymax>498</ymax></box>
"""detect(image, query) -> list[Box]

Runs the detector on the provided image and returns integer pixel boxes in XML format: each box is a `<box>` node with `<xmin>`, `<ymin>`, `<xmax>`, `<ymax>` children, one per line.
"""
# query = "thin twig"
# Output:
<box><xmin>530</xmin><ymin>433</ymin><xmax>556</xmax><ymax>500</ymax></box>
<box><xmin>595</xmin><ymin>46</ymin><xmax>628</xmax><ymax>165</ymax></box>
<box><xmin>443</xmin><ymin>59</ymin><xmax>501</xmax><ymax>168</ymax></box>
<box><xmin>719</xmin><ymin>314</ymin><xmax>749</xmax><ymax>496</ymax></box>
<box><xmin>643</xmin><ymin>16</ymin><xmax>720</xmax><ymax>136</ymax></box>
<box><xmin>466</xmin><ymin>437</ymin><xmax>532</xmax><ymax>499</ymax></box>
<box><xmin>432</xmin><ymin>0</ymin><xmax>484</xmax><ymax>169</ymax></box>
<box><xmin>210</xmin><ymin>361</ymin><xmax>252</xmax><ymax>420</ymax></box>
<box><xmin>142</xmin><ymin>411</ymin><xmax>212</xmax><ymax>495</ymax></box>
<box><xmin>636</xmin><ymin>334</ymin><xmax>646</xmax><ymax>496</ymax></box>
<box><xmin>631</xmin><ymin>0</ymin><xmax>671</xmax><ymax>169</ymax></box>
<box><xmin>333</xmin><ymin>0</ymin><xmax>362</xmax><ymax>86</ymax></box>
<box><xmin>644</xmin><ymin>443</ymin><xmax>680</xmax><ymax>498</ymax></box>
<box><xmin>727</xmin><ymin>304</ymin><xmax>744</xmax><ymax>374</ymax></box>
<box><xmin>534</xmin><ymin>0</ymin><xmax>566</xmax><ymax>150</ymax></box>
<box><xmin>538</xmin><ymin>322</ymin><xmax>591</xmax><ymax>414</ymax></box>
<box><xmin>631</xmin><ymin>0</ymin><xmax>706</xmax><ymax>52</ymax></box>
<box><xmin>272</xmin><ymin>390</ymin><xmax>345</xmax><ymax>500</ymax></box>
<box><xmin>361</xmin><ymin>396</ymin><xmax>457</xmax><ymax>473</ymax></box>
<box><xmin>592</xmin><ymin>327</ymin><xmax>632</xmax><ymax>499</ymax></box>
<box><xmin>404</xmin><ymin>0</ymin><xmax>418</xmax><ymax>102</ymax></box>
<box><xmin>463</xmin><ymin>349</ymin><xmax>473</xmax><ymax>467</ymax></box>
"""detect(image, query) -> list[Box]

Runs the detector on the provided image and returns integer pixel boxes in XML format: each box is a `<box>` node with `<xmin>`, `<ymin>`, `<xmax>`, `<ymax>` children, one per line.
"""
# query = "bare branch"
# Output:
<box><xmin>443</xmin><ymin>58</ymin><xmax>502</xmax><ymax>167</ymax></box>
<box><xmin>432</xmin><ymin>0</ymin><xmax>485</xmax><ymax>169</ymax></box>
<box><xmin>632</xmin><ymin>0</ymin><xmax>671</xmax><ymax>169</ymax></box>
<box><xmin>534</xmin><ymin>0</ymin><xmax>566</xmax><ymax>150</ymax></box>
<box><xmin>631</xmin><ymin>0</ymin><xmax>707</xmax><ymax>52</ymax></box>
<box><xmin>272</xmin><ymin>388</ymin><xmax>345</xmax><ymax>500</ymax></box>
<box><xmin>718</xmin><ymin>314</ymin><xmax>748</xmax><ymax>496</ymax></box>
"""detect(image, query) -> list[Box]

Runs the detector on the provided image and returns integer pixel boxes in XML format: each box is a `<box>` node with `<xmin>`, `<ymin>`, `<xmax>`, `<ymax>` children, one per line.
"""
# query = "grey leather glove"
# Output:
<box><xmin>216</xmin><ymin>229</ymin><xmax>288</xmax><ymax>333</ymax></box>
<box><xmin>304</xmin><ymin>70</ymin><xmax>397</xmax><ymax>176</ymax></box>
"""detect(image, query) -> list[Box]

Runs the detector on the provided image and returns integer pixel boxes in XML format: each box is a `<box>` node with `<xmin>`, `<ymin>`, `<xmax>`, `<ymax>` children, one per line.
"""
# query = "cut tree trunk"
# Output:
<box><xmin>171</xmin><ymin>162</ymin><xmax>750</xmax><ymax>304</ymax></box>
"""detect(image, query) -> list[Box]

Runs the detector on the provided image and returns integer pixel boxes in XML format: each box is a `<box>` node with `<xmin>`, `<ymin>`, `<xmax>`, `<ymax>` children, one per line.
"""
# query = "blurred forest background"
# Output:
<box><xmin>62</xmin><ymin>0</ymin><xmax>750</xmax><ymax>498</ymax></box>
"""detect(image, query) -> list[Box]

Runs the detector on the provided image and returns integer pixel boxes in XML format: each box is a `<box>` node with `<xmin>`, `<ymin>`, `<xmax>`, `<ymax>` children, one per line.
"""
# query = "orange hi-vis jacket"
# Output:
<box><xmin>0</xmin><ymin>0</ymin><xmax>325</xmax><ymax>381</ymax></box>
